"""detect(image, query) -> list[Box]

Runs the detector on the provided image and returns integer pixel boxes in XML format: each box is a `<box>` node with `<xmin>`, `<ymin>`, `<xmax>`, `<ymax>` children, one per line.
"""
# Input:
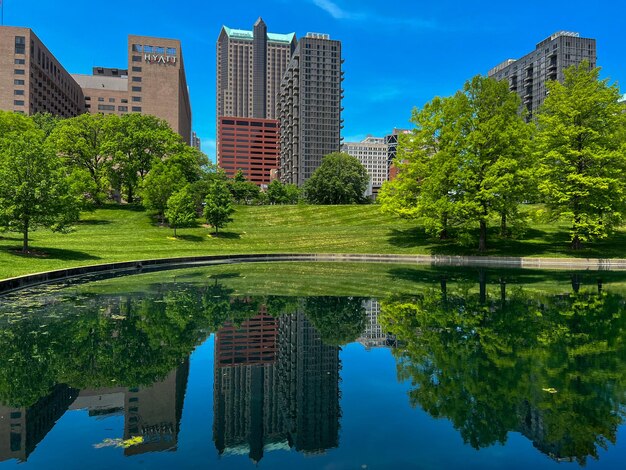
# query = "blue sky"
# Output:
<box><xmin>4</xmin><ymin>0</ymin><xmax>625</xmax><ymax>161</ymax></box>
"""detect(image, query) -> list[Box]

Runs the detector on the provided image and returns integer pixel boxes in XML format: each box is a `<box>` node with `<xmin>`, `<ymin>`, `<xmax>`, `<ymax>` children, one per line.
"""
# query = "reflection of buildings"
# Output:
<box><xmin>0</xmin><ymin>385</ymin><xmax>78</xmax><ymax>463</ymax></box>
<box><xmin>278</xmin><ymin>311</ymin><xmax>340</xmax><ymax>454</ymax></box>
<box><xmin>0</xmin><ymin>362</ymin><xmax>189</xmax><ymax>463</ymax></box>
<box><xmin>70</xmin><ymin>360</ymin><xmax>190</xmax><ymax>456</ymax></box>
<box><xmin>213</xmin><ymin>309</ymin><xmax>341</xmax><ymax>462</ymax></box>
<box><xmin>357</xmin><ymin>299</ymin><xmax>398</xmax><ymax>350</ymax></box>
<box><xmin>213</xmin><ymin>313</ymin><xmax>286</xmax><ymax>463</ymax></box>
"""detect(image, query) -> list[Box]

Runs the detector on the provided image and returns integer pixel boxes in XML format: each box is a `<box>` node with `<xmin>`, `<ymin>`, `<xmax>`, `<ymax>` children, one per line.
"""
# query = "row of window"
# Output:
<box><xmin>132</xmin><ymin>44</ymin><xmax>177</xmax><ymax>55</ymax></box>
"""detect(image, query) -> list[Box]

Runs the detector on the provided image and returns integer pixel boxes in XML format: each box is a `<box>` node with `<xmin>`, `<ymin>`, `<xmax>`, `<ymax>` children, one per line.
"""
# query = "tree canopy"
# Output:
<box><xmin>305</xmin><ymin>152</ymin><xmax>370</xmax><ymax>204</ymax></box>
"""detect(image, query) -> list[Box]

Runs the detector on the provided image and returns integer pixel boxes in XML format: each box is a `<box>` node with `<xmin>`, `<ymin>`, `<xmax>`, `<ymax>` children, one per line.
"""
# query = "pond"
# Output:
<box><xmin>1</xmin><ymin>262</ymin><xmax>626</xmax><ymax>469</ymax></box>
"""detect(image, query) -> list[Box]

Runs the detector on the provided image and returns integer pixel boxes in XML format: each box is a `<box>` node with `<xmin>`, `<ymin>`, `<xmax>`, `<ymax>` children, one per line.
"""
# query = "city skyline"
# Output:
<box><xmin>2</xmin><ymin>0</ymin><xmax>625</xmax><ymax>161</ymax></box>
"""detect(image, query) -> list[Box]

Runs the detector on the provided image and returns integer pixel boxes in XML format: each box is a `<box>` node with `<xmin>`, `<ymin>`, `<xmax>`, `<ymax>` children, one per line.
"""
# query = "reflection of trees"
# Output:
<box><xmin>380</xmin><ymin>278</ymin><xmax>626</xmax><ymax>464</ymax></box>
<box><xmin>0</xmin><ymin>281</ymin><xmax>262</xmax><ymax>408</ymax></box>
<box><xmin>303</xmin><ymin>296</ymin><xmax>368</xmax><ymax>346</ymax></box>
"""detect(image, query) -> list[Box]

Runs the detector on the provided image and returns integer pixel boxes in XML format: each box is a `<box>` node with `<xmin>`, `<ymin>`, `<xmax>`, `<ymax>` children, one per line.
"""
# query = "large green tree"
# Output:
<box><xmin>47</xmin><ymin>113</ymin><xmax>114</xmax><ymax>205</ymax></box>
<box><xmin>141</xmin><ymin>161</ymin><xmax>186</xmax><ymax>223</ymax></box>
<box><xmin>203</xmin><ymin>179</ymin><xmax>234</xmax><ymax>234</ymax></box>
<box><xmin>165</xmin><ymin>185</ymin><xmax>197</xmax><ymax>237</ymax></box>
<box><xmin>534</xmin><ymin>62</ymin><xmax>626</xmax><ymax>249</ymax></box>
<box><xmin>0</xmin><ymin>113</ymin><xmax>80</xmax><ymax>252</ymax></box>
<box><xmin>305</xmin><ymin>152</ymin><xmax>370</xmax><ymax>204</ymax></box>
<box><xmin>267</xmin><ymin>179</ymin><xmax>301</xmax><ymax>204</ymax></box>
<box><xmin>105</xmin><ymin>114</ymin><xmax>181</xmax><ymax>203</ymax></box>
<box><xmin>380</xmin><ymin>76</ymin><xmax>531</xmax><ymax>251</ymax></box>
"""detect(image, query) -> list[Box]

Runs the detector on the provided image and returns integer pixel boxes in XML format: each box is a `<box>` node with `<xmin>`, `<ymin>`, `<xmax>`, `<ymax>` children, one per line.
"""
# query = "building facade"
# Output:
<box><xmin>73</xmin><ymin>35</ymin><xmax>192</xmax><ymax>144</ymax></box>
<box><xmin>216</xmin><ymin>18</ymin><xmax>296</xmax><ymax>121</ymax></box>
<box><xmin>341</xmin><ymin>136</ymin><xmax>388</xmax><ymax>197</ymax></box>
<box><xmin>278</xmin><ymin>33</ymin><xmax>344</xmax><ymax>186</ymax></box>
<box><xmin>217</xmin><ymin>116</ymin><xmax>279</xmax><ymax>186</ymax></box>
<box><xmin>215</xmin><ymin>18</ymin><xmax>295</xmax><ymax>181</ymax></box>
<box><xmin>488</xmin><ymin>31</ymin><xmax>596</xmax><ymax>118</ymax></box>
<box><xmin>0</xmin><ymin>26</ymin><xmax>84</xmax><ymax>117</ymax></box>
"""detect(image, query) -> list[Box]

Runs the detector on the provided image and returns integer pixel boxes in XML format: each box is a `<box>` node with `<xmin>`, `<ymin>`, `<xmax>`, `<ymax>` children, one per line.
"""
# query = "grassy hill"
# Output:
<box><xmin>0</xmin><ymin>204</ymin><xmax>625</xmax><ymax>280</ymax></box>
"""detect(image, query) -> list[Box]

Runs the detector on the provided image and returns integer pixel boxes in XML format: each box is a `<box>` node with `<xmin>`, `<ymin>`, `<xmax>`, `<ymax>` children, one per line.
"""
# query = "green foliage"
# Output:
<box><xmin>380</xmin><ymin>76</ymin><xmax>532</xmax><ymax>251</ymax></box>
<box><xmin>304</xmin><ymin>152</ymin><xmax>370</xmax><ymax>204</ymax></box>
<box><xmin>47</xmin><ymin>113</ymin><xmax>114</xmax><ymax>205</ymax></box>
<box><xmin>165</xmin><ymin>185</ymin><xmax>197</xmax><ymax>237</ymax></box>
<box><xmin>203</xmin><ymin>178</ymin><xmax>234</xmax><ymax>234</ymax></box>
<box><xmin>0</xmin><ymin>114</ymin><xmax>81</xmax><ymax>252</ymax></box>
<box><xmin>141</xmin><ymin>162</ymin><xmax>186</xmax><ymax>222</ymax></box>
<box><xmin>534</xmin><ymin>62</ymin><xmax>626</xmax><ymax>249</ymax></box>
<box><xmin>267</xmin><ymin>179</ymin><xmax>301</xmax><ymax>204</ymax></box>
<box><xmin>380</xmin><ymin>278</ymin><xmax>626</xmax><ymax>464</ymax></box>
<box><xmin>304</xmin><ymin>296</ymin><xmax>368</xmax><ymax>345</ymax></box>
<box><xmin>228</xmin><ymin>170</ymin><xmax>262</xmax><ymax>204</ymax></box>
<box><xmin>104</xmin><ymin>114</ymin><xmax>182</xmax><ymax>203</ymax></box>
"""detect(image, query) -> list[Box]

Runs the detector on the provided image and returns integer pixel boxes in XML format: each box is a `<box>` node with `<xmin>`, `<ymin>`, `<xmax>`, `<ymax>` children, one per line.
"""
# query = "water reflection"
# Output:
<box><xmin>1</xmin><ymin>268</ymin><xmax>626</xmax><ymax>467</ymax></box>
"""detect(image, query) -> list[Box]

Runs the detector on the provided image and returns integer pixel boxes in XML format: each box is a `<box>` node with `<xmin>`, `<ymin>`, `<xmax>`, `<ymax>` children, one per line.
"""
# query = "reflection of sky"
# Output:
<box><xmin>3</xmin><ymin>335</ymin><xmax>626</xmax><ymax>468</ymax></box>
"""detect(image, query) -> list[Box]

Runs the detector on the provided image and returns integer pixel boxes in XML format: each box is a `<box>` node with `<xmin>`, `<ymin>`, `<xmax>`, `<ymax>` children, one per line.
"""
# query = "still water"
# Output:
<box><xmin>1</xmin><ymin>262</ymin><xmax>626</xmax><ymax>469</ymax></box>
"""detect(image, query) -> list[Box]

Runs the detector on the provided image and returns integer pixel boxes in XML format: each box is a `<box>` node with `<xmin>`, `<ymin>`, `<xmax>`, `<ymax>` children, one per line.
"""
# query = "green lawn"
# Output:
<box><xmin>1</xmin><ymin>204</ymin><xmax>625</xmax><ymax>280</ymax></box>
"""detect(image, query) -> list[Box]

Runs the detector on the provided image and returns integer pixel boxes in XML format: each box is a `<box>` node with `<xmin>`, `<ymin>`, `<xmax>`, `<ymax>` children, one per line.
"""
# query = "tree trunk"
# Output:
<box><xmin>439</xmin><ymin>214</ymin><xmax>449</xmax><ymax>240</ymax></box>
<box><xmin>500</xmin><ymin>212</ymin><xmax>507</xmax><ymax>237</ymax></box>
<box><xmin>127</xmin><ymin>185</ymin><xmax>134</xmax><ymax>204</ymax></box>
<box><xmin>571</xmin><ymin>274</ymin><xmax>581</xmax><ymax>294</ymax></box>
<box><xmin>571</xmin><ymin>235</ymin><xmax>582</xmax><ymax>250</ymax></box>
<box><xmin>22</xmin><ymin>218</ymin><xmax>29</xmax><ymax>253</ymax></box>
<box><xmin>479</xmin><ymin>220</ymin><xmax>487</xmax><ymax>253</ymax></box>
<box><xmin>479</xmin><ymin>270</ymin><xmax>487</xmax><ymax>304</ymax></box>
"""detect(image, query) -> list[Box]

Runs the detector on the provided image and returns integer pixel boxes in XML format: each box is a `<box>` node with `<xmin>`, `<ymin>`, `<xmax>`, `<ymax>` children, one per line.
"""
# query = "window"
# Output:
<box><xmin>132</xmin><ymin>55</ymin><xmax>142</xmax><ymax>62</ymax></box>
<box><xmin>132</xmin><ymin>76</ymin><xmax>142</xmax><ymax>82</ymax></box>
<box><xmin>98</xmin><ymin>97</ymin><xmax>104</xmax><ymax>102</ymax></box>
<box><xmin>85</xmin><ymin>96</ymin><xmax>91</xmax><ymax>100</ymax></box>
<box><xmin>15</xmin><ymin>36</ymin><xmax>25</xmax><ymax>54</ymax></box>
<box><xmin>132</xmin><ymin>96</ymin><xmax>141</xmax><ymax>102</ymax></box>
<box><xmin>132</xmin><ymin>86</ymin><xmax>141</xmax><ymax>92</ymax></box>
<box><xmin>132</xmin><ymin>106</ymin><xmax>142</xmax><ymax>112</ymax></box>
<box><xmin>144</xmin><ymin>45</ymin><xmax>153</xmax><ymax>53</ymax></box>
<box><xmin>132</xmin><ymin>66</ymin><xmax>142</xmax><ymax>72</ymax></box>
<box><xmin>14</xmin><ymin>90</ymin><xmax>24</xmax><ymax>95</ymax></box>
<box><xmin>14</xmin><ymin>79</ymin><xmax>24</xmax><ymax>85</ymax></box>
<box><xmin>14</xmin><ymin>58</ymin><xmax>25</xmax><ymax>65</ymax></box>
<box><xmin>118</xmin><ymin>106</ymin><xmax>128</xmax><ymax>112</ymax></box>
<box><xmin>14</xmin><ymin>100</ymin><xmax>24</xmax><ymax>106</ymax></box>
<box><xmin>97</xmin><ymin>104</ymin><xmax>115</xmax><ymax>111</ymax></box>
<box><xmin>155</xmin><ymin>46</ymin><xmax>164</xmax><ymax>54</ymax></box>
<box><xmin>166</xmin><ymin>47</ymin><xmax>176</xmax><ymax>55</ymax></box>
<box><xmin>121</xmin><ymin>98</ymin><xmax>128</xmax><ymax>103</ymax></box>
<box><xmin>132</xmin><ymin>44</ymin><xmax>142</xmax><ymax>52</ymax></box>
<box><xmin>14</xmin><ymin>69</ymin><xmax>25</xmax><ymax>75</ymax></box>
<box><xmin>108</xmin><ymin>97</ymin><xmax>115</xmax><ymax>103</ymax></box>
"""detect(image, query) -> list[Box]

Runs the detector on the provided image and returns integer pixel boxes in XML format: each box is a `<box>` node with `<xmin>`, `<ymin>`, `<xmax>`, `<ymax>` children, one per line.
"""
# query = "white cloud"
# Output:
<box><xmin>312</xmin><ymin>0</ymin><xmax>353</xmax><ymax>19</ymax></box>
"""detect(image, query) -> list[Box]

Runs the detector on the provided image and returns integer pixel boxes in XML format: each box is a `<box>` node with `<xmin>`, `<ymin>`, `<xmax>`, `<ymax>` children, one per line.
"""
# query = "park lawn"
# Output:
<box><xmin>0</xmin><ymin>204</ymin><xmax>625</xmax><ymax>280</ymax></box>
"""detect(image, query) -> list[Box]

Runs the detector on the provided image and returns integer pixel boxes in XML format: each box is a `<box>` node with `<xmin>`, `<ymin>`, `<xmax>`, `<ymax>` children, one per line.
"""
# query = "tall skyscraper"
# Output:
<box><xmin>73</xmin><ymin>34</ymin><xmax>192</xmax><ymax>144</ymax></box>
<box><xmin>278</xmin><ymin>33</ymin><xmax>344</xmax><ymax>187</ymax></box>
<box><xmin>216</xmin><ymin>18</ymin><xmax>295</xmax><ymax>182</ymax></box>
<box><xmin>488</xmin><ymin>31</ymin><xmax>596</xmax><ymax>119</ymax></box>
<box><xmin>0</xmin><ymin>26</ymin><xmax>85</xmax><ymax>117</ymax></box>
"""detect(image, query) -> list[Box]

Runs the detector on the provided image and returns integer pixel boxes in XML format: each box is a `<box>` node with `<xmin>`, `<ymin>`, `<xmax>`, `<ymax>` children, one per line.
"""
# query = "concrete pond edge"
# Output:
<box><xmin>2</xmin><ymin>253</ymin><xmax>626</xmax><ymax>295</ymax></box>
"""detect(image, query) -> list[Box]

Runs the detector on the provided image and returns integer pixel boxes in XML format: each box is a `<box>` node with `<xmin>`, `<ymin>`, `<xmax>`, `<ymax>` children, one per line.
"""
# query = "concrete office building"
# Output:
<box><xmin>215</xmin><ymin>18</ymin><xmax>295</xmax><ymax>181</ymax></box>
<box><xmin>278</xmin><ymin>33</ymin><xmax>344</xmax><ymax>186</ymax></box>
<box><xmin>0</xmin><ymin>26</ymin><xmax>84</xmax><ymax>116</ymax></box>
<box><xmin>216</xmin><ymin>18</ymin><xmax>296</xmax><ymax>121</ymax></box>
<box><xmin>342</xmin><ymin>136</ymin><xmax>388</xmax><ymax>197</ymax></box>
<box><xmin>217</xmin><ymin>116</ymin><xmax>279</xmax><ymax>185</ymax></box>
<box><xmin>191</xmin><ymin>131</ymin><xmax>201</xmax><ymax>150</ymax></box>
<box><xmin>73</xmin><ymin>35</ymin><xmax>192</xmax><ymax>144</ymax></box>
<box><xmin>488</xmin><ymin>31</ymin><xmax>596</xmax><ymax>118</ymax></box>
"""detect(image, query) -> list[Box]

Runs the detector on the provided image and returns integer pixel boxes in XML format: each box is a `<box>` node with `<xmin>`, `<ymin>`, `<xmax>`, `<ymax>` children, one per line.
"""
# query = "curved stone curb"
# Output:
<box><xmin>1</xmin><ymin>253</ymin><xmax>626</xmax><ymax>295</ymax></box>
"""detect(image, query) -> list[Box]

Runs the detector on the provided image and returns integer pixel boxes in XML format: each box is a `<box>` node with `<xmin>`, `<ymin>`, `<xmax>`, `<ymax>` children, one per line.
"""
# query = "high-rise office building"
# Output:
<box><xmin>488</xmin><ymin>31</ymin><xmax>596</xmax><ymax>118</ymax></box>
<box><xmin>342</xmin><ymin>136</ymin><xmax>388</xmax><ymax>198</ymax></box>
<box><xmin>73</xmin><ymin>34</ymin><xmax>192</xmax><ymax>144</ymax></box>
<box><xmin>216</xmin><ymin>19</ymin><xmax>295</xmax><ymax>182</ymax></box>
<box><xmin>191</xmin><ymin>131</ymin><xmax>201</xmax><ymax>150</ymax></box>
<box><xmin>0</xmin><ymin>26</ymin><xmax>85</xmax><ymax>117</ymax></box>
<box><xmin>278</xmin><ymin>33</ymin><xmax>344</xmax><ymax>186</ymax></box>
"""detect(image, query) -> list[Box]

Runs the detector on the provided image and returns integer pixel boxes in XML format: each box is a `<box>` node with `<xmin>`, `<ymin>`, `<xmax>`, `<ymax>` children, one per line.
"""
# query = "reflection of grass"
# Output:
<box><xmin>0</xmin><ymin>204</ymin><xmax>625</xmax><ymax>280</ymax></box>
<box><xmin>71</xmin><ymin>262</ymin><xmax>626</xmax><ymax>298</ymax></box>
